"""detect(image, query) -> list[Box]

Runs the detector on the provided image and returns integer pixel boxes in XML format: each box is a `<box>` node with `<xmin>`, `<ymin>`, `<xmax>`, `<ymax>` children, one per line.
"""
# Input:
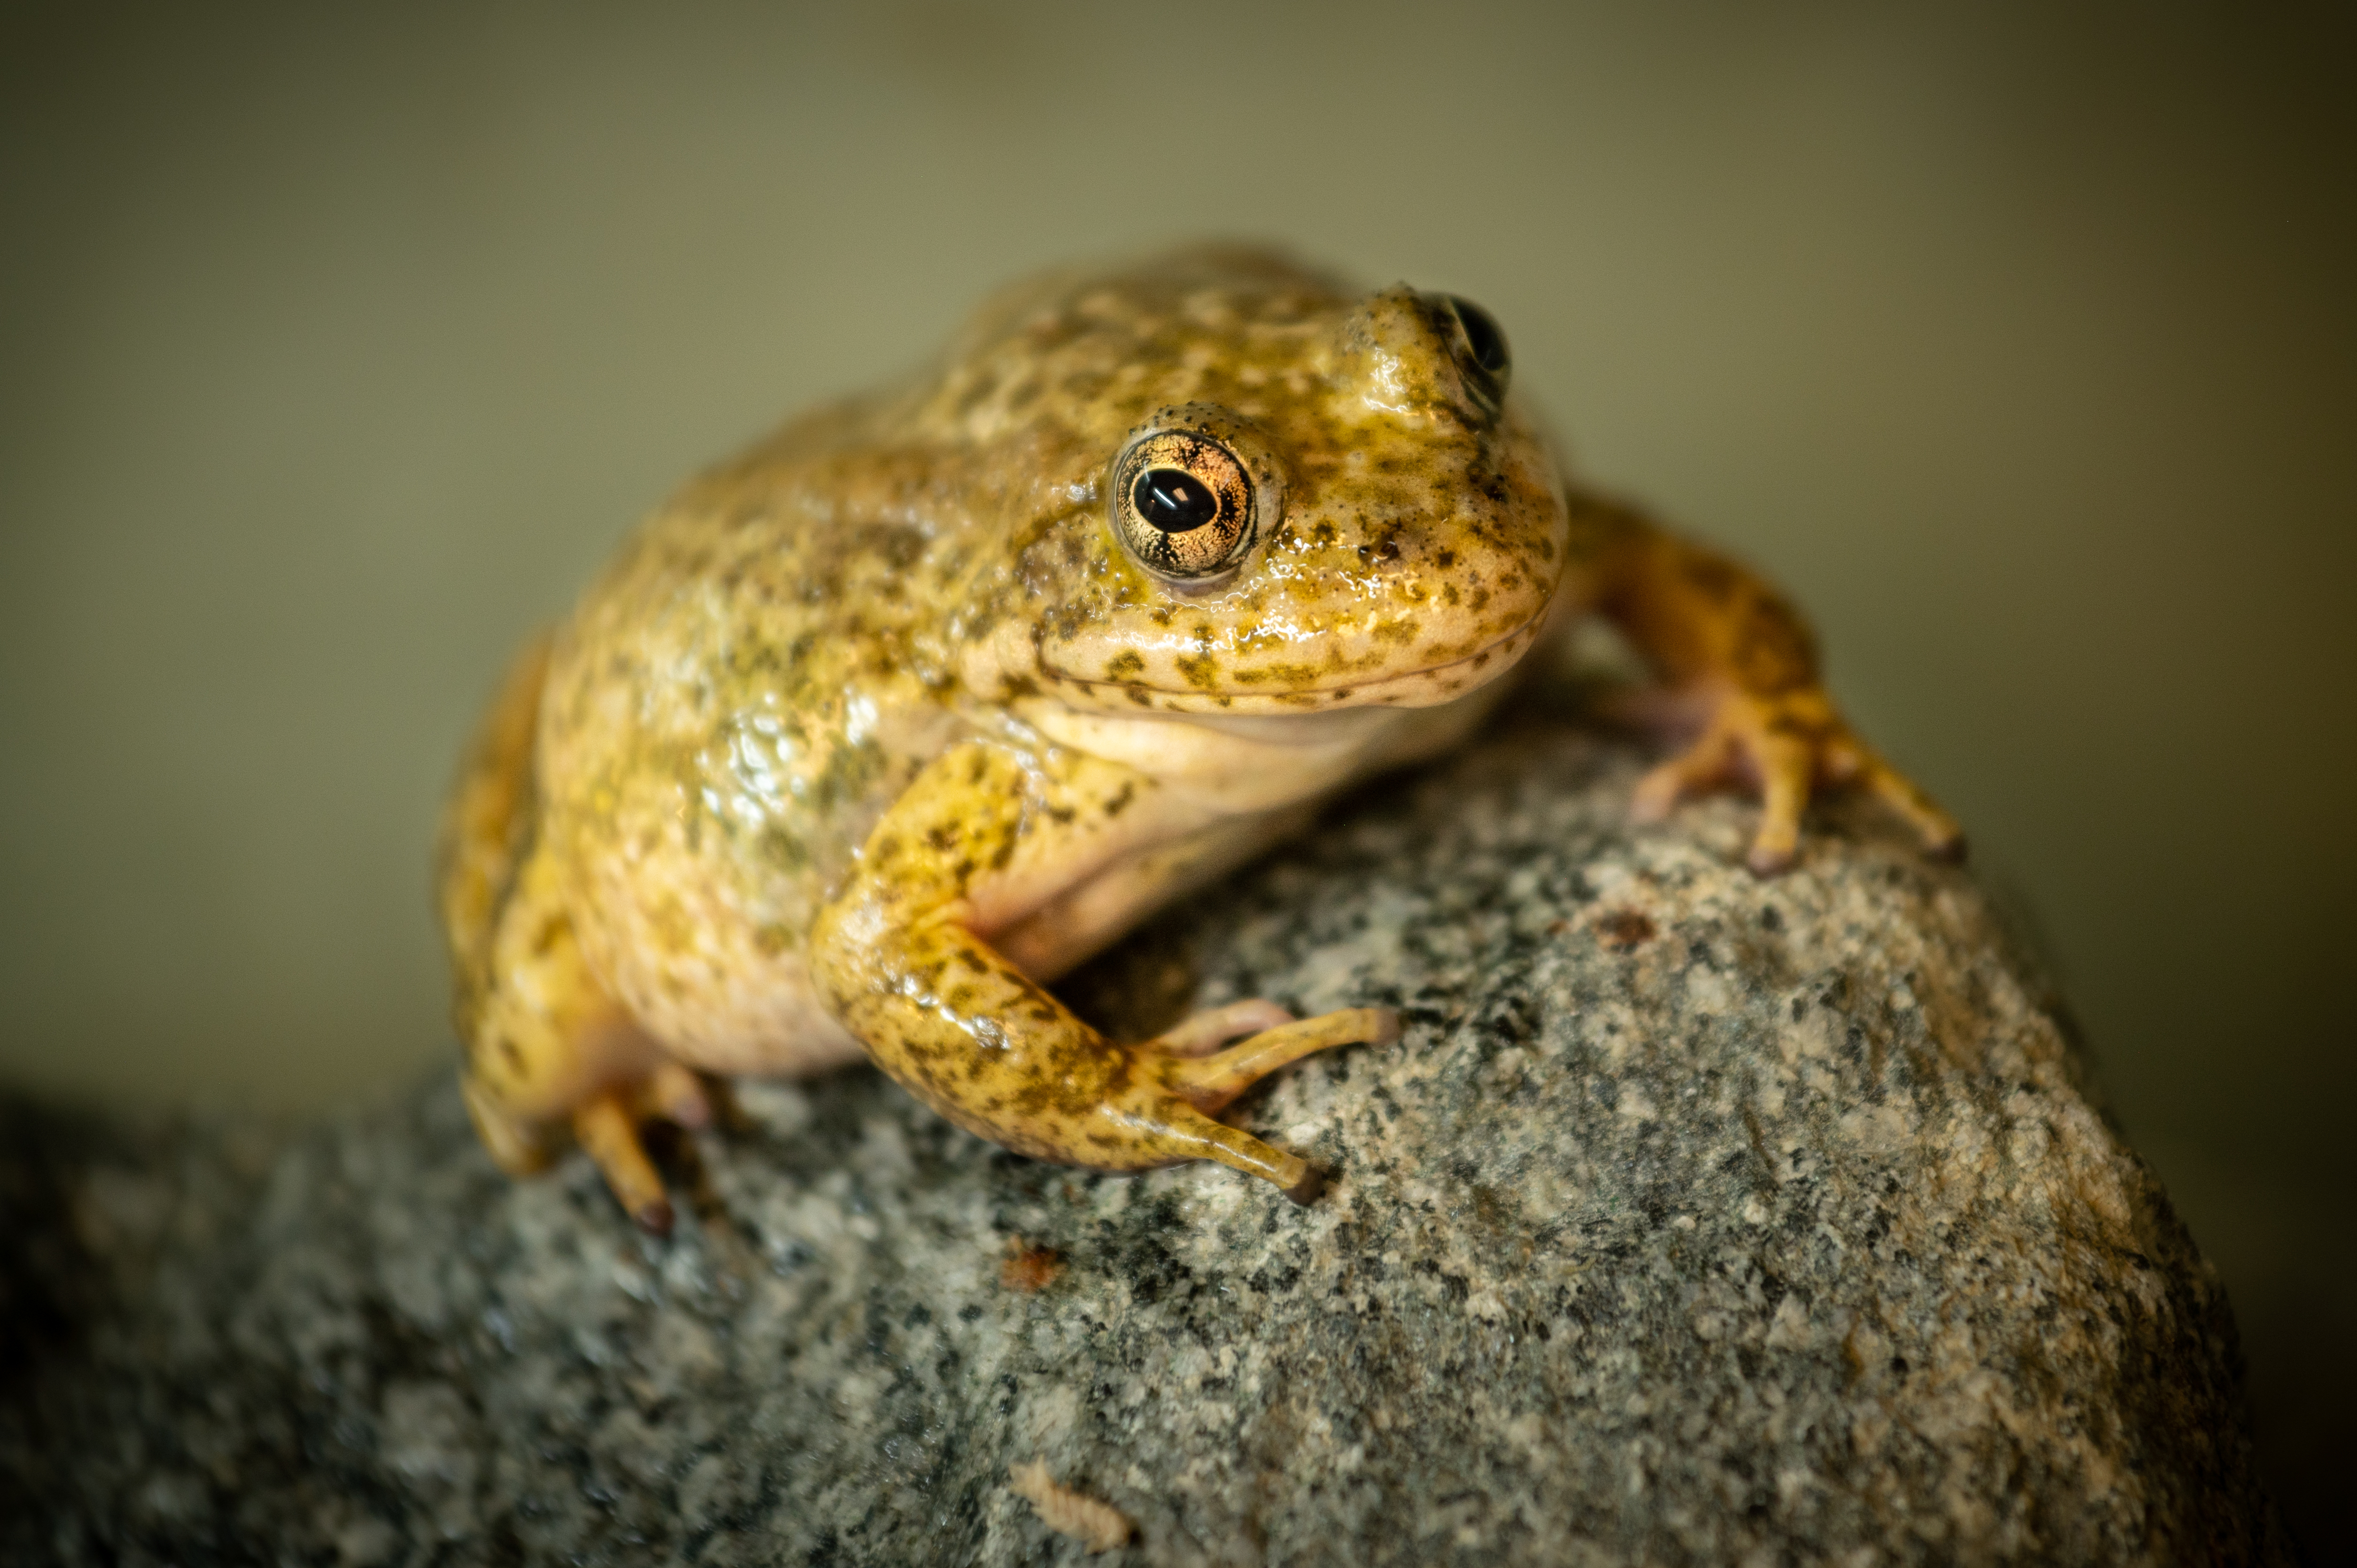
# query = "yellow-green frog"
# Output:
<box><xmin>438</xmin><ymin>246</ymin><xmax>1958</xmax><ymax>1231</ymax></box>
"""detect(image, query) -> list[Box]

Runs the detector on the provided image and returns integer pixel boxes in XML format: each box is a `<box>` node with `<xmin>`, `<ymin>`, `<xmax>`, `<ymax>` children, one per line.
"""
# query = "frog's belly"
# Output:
<box><xmin>592</xmin><ymin>801</ymin><xmax>1312</xmax><ymax>1080</ymax></box>
<box><xmin>563</xmin><ymin>680</ymin><xmax>1506</xmax><ymax>1076</ymax></box>
<box><xmin>551</xmin><ymin>730</ymin><xmax>950</xmax><ymax>1080</ymax></box>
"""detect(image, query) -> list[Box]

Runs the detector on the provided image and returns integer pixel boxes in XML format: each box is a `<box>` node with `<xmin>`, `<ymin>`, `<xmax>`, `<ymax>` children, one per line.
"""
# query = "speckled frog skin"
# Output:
<box><xmin>438</xmin><ymin>246</ymin><xmax>1959</xmax><ymax>1230</ymax></box>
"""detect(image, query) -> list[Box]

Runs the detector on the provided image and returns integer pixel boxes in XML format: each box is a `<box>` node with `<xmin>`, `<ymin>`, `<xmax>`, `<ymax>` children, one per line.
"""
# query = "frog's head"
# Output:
<box><xmin>955</xmin><ymin>248</ymin><xmax>1568</xmax><ymax>717</ymax></box>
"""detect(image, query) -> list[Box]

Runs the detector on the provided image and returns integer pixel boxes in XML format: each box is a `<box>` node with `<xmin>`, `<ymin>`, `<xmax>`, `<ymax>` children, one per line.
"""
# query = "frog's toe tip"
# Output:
<box><xmin>1744</xmin><ymin>843</ymin><xmax>1797</xmax><ymax>878</ymax></box>
<box><xmin>633</xmin><ymin>1196</ymin><xmax>677</xmax><ymax>1236</ymax></box>
<box><xmin>1366</xmin><ymin>1006</ymin><xmax>1401</xmax><ymax>1047</ymax></box>
<box><xmin>1927</xmin><ymin>831</ymin><xmax>1968</xmax><ymax>864</ymax></box>
<box><xmin>1282</xmin><ymin>1165</ymin><xmax>1327</xmax><ymax>1206</ymax></box>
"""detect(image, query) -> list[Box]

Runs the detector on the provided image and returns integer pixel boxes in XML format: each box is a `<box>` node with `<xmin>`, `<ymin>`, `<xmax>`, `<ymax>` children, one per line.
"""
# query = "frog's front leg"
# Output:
<box><xmin>807</xmin><ymin>741</ymin><xmax>1394</xmax><ymax>1200</ymax></box>
<box><xmin>1573</xmin><ymin>492</ymin><xmax>1965</xmax><ymax>873</ymax></box>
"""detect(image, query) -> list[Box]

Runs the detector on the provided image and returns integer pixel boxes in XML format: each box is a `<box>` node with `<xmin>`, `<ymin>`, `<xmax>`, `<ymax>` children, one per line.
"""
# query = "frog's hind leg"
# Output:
<box><xmin>437</xmin><ymin>636</ymin><xmax>705</xmax><ymax>1233</ymax></box>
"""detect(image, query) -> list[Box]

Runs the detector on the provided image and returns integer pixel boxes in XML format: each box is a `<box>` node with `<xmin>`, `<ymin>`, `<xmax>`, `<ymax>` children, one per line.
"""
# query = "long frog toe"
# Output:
<box><xmin>640</xmin><ymin>1059</ymin><xmax>715</xmax><ymax>1130</ymax></box>
<box><xmin>1629</xmin><ymin>719</ymin><xmax>1735</xmax><ymax>825</ymax></box>
<box><xmin>1159</xmin><ymin>1006</ymin><xmax>1400</xmax><ymax>1113</ymax></box>
<box><xmin>1143</xmin><ymin>998</ymin><xmax>1297</xmax><ymax>1058</ymax></box>
<box><xmin>1109</xmin><ymin>1097</ymin><xmax>1323</xmax><ymax>1202</ymax></box>
<box><xmin>1855</xmin><ymin>747</ymin><xmax>1966</xmax><ymax>860</ymax></box>
<box><xmin>573</xmin><ymin>1090</ymin><xmax>677</xmax><ymax>1235</ymax></box>
<box><xmin>1074</xmin><ymin>1006</ymin><xmax>1398</xmax><ymax>1202</ymax></box>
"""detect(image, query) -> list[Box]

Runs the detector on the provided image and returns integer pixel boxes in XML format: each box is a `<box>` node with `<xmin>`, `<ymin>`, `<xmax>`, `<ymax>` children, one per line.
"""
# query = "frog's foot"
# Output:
<box><xmin>1100</xmin><ymin>1006</ymin><xmax>1398</xmax><ymax>1205</ymax></box>
<box><xmin>1139</xmin><ymin>1103</ymin><xmax>1332</xmax><ymax>1206</ymax></box>
<box><xmin>467</xmin><ymin>1056</ymin><xmax>712</xmax><ymax>1235</ymax></box>
<box><xmin>1630</xmin><ymin>683</ymin><xmax>1963</xmax><ymax>874</ymax></box>
<box><xmin>568</xmin><ymin>1062</ymin><xmax>713</xmax><ymax>1235</ymax></box>
<box><xmin>1157</xmin><ymin>1006</ymin><xmax>1400</xmax><ymax>1112</ymax></box>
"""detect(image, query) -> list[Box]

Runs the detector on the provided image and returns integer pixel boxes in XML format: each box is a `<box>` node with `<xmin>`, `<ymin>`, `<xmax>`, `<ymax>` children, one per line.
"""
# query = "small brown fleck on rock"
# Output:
<box><xmin>1001</xmin><ymin>1240</ymin><xmax>1064</xmax><ymax>1292</ymax></box>
<box><xmin>1596</xmin><ymin>908</ymin><xmax>1656</xmax><ymax>950</ymax></box>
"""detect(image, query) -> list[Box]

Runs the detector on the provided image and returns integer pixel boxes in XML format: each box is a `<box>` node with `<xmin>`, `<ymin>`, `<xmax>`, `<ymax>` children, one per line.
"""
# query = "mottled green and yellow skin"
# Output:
<box><xmin>437</xmin><ymin>246</ymin><xmax>1958</xmax><ymax>1230</ymax></box>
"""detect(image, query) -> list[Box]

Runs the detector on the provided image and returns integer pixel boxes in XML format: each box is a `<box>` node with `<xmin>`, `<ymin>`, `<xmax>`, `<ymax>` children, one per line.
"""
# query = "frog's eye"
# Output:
<box><xmin>1434</xmin><ymin>293</ymin><xmax>1511</xmax><ymax>420</ymax></box>
<box><xmin>1109</xmin><ymin>428</ymin><xmax>1259</xmax><ymax>582</ymax></box>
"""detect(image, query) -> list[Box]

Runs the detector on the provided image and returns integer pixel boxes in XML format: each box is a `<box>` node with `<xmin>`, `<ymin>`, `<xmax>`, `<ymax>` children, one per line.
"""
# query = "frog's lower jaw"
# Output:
<box><xmin>806</xmin><ymin>738</ymin><xmax>1400</xmax><ymax>1196</ymax></box>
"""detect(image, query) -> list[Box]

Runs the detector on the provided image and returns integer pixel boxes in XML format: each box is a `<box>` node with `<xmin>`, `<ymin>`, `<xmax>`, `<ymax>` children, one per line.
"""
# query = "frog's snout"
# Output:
<box><xmin>1339</xmin><ymin>284</ymin><xmax>1514</xmax><ymax>428</ymax></box>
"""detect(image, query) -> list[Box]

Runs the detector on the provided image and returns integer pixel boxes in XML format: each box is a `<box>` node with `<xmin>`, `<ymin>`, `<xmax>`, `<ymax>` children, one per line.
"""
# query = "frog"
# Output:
<box><xmin>437</xmin><ymin>245</ymin><xmax>1960</xmax><ymax>1232</ymax></box>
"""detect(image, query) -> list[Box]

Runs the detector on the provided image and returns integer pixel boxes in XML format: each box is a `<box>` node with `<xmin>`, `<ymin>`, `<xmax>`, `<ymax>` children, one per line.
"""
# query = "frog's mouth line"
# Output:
<box><xmin>1058</xmin><ymin>612</ymin><xmax>1546</xmax><ymax>709</ymax></box>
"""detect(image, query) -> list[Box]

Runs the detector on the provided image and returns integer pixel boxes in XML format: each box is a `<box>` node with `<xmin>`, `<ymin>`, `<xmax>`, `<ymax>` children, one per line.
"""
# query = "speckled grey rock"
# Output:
<box><xmin>0</xmin><ymin>724</ymin><xmax>2286</xmax><ymax>1566</ymax></box>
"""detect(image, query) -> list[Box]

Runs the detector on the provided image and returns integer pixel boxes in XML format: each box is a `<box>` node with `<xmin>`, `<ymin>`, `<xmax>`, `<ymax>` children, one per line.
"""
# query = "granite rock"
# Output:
<box><xmin>0</xmin><ymin>724</ymin><xmax>2287</xmax><ymax>1565</ymax></box>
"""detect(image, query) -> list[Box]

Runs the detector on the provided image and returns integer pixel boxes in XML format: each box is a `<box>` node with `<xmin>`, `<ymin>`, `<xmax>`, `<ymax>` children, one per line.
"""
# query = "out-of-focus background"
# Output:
<box><xmin>3</xmin><ymin>1</ymin><xmax>2349</xmax><ymax>1552</ymax></box>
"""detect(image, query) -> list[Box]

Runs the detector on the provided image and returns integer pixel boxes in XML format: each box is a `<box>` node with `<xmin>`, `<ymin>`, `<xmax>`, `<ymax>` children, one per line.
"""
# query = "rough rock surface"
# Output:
<box><xmin>0</xmin><ymin>724</ymin><xmax>2286</xmax><ymax>1566</ymax></box>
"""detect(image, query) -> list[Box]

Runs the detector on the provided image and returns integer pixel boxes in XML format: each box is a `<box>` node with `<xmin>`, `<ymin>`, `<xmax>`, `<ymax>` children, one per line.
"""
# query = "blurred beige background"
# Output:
<box><xmin>3</xmin><ymin>0</ymin><xmax>2350</xmax><ymax>1552</ymax></box>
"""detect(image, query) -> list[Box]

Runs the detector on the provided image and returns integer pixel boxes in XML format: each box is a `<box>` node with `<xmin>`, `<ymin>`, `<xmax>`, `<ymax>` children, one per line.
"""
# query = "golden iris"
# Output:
<box><xmin>1109</xmin><ymin>428</ymin><xmax>1257</xmax><ymax>581</ymax></box>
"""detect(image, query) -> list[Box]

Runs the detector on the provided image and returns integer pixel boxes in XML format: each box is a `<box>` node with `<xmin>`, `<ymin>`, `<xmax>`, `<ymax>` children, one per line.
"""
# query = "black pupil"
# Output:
<box><xmin>1447</xmin><ymin>295</ymin><xmax>1509</xmax><ymax>374</ymax></box>
<box><xmin>1134</xmin><ymin>468</ymin><xmax>1220</xmax><ymax>533</ymax></box>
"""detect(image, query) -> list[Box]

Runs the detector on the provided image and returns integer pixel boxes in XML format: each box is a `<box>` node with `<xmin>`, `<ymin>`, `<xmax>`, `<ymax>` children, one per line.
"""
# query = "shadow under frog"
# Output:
<box><xmin>437</xmin><ymin>246</ymin><xmax>1958</xmax><ymax>1230</ymax></box>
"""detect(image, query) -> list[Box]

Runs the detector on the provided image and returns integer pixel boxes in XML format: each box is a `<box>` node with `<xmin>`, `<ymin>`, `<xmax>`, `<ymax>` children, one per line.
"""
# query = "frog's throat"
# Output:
<box><xmin>1041</xmin><ymin>611</ymin><xmax>1547</xmax><ymax>714</ymax></box>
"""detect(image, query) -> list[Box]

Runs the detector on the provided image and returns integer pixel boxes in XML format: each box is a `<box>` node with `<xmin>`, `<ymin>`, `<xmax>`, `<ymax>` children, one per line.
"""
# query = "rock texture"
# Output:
<box><xmin>0</xmin><ymin>724</ymin><xmax>2286</xmax><ymax>1566</ymax></box>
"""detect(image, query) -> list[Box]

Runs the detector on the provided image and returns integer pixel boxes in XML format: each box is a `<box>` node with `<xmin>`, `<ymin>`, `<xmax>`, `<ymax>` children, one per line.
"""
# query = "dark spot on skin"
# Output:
<box><xmin>1436</xmin><ymin>550</ymin><xmax>1455</xmax><ymax>568</ymax></box>
<box><xmin>1733</xmin><ymin>598</ymin><xmax>1819</xmax><ymax>695</ymax></box>
<box><xmin>1682</xmin><ymin>554</ymin><xmax>1740</xmax><ymax>600</ymax></box>
<box><xmin>530</xmin><ymin>914</ymin><xmax>570</xmax><ymax>957</ymax></box>
<box><xmin>757</xmin><ymin>825</ymin><xmax>810</xmax><ymax>873</ymax></box>
<box><xmin>1596</xmin><ymin>909</ymin><xmax>1656</xmax><ymax>950</ymax></box>
<box><xmin>1105</xmin><ymin>780</ymin><xmax>1135</xmax><ymax>817</ymax></box>
<box><xmin>1104</xmin><ymin>650</ymin><xmax>1145</xmax><ymax>680</ymax></box>
<box><xmin>1175</xmin><ymin>653</ymin><xmax>1220</xmax><ymax>689</ymax></box>
<box><xmin>1766</xmin><ymin>712</ymin><xmax>1829</xmax><ymax>741</ymax></box>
